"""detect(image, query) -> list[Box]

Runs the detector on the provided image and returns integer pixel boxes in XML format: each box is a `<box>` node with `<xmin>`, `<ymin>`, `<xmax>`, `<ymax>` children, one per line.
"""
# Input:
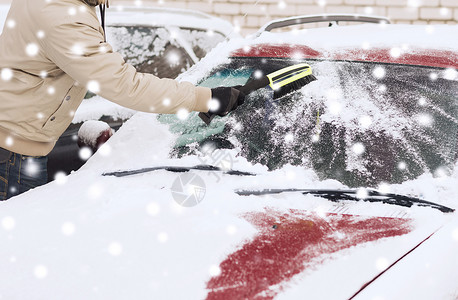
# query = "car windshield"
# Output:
<box><xmin>157</xmin><ymin>57</ymin><xmax>458</xmax><ymax>188</ymax></box>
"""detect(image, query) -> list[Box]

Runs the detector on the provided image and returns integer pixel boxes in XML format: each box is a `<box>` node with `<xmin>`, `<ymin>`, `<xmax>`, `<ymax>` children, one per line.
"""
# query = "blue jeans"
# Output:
<box><xmin>0</xmin><ymin>148</ymin><xmax>48</xmax><ymax>200</ymax></box>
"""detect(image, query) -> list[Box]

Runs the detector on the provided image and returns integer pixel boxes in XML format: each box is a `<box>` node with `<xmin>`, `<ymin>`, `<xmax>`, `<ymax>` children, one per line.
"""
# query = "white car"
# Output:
<box><xmin>0</xmin><ymin>14</ymin><xmax>457</xmax><ymax>300</ymax></box>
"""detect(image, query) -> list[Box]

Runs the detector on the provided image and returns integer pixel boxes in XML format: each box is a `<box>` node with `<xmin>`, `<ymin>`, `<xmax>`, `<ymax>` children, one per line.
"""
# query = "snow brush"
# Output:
<box><xmin>199</xmin><ymin>63</ymin><xmax>317</xmax><ymax>125</ymax></box>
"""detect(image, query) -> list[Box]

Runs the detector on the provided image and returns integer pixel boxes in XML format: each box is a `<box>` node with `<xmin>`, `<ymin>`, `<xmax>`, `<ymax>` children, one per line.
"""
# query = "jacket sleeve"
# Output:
<box><xmin>39</xmin><ymin>13</ymin><xmax>211</xmax><ymax>114</ymax></box>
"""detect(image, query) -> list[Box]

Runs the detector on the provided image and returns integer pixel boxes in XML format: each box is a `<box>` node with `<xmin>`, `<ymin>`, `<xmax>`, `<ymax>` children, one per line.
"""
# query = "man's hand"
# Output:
<box><xmin>208</xmin><ymin>86</ymin><xmax>246</xmax><ymax>116</ymax></box>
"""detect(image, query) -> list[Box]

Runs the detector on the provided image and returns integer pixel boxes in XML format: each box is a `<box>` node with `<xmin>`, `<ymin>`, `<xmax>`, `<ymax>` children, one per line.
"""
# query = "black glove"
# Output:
<box><xmin>209</xmin><ymin>86</ymin><xmax>246</xmax><ymax>116</ymax></box>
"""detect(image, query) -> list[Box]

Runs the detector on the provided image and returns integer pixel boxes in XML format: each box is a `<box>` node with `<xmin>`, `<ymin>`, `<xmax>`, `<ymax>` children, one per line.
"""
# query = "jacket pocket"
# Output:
<box><xmin>41</xmin><ymin>85</ymin><xmax>86</xmax><ymax>137</ymax></box>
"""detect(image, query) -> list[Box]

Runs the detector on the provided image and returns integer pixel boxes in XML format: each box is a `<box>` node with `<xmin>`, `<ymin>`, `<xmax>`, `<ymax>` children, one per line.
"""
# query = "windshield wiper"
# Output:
<box><xmin>235</xmin><ymin>188</ymin><xmax>454</xmax><ymax>213</ymax></box>
<box><xmin>102</xmin><ymin>164</ymin><xmax>256</xmax><ymax>177</ymax></box>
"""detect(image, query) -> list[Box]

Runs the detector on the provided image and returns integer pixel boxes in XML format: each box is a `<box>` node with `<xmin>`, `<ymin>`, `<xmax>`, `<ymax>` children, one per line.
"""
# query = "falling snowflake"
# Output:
<box><xmin>24</xmin><ymin>158</ymin><xmax>39</xmax><ymax>176</ymax></box>
<box><xmin>443</xmin><ymin>68</ymin><xmax>457</xmax><ymax>81</ymax></box>
<box><xmin>209</xmin><ymin>265</ymin><xmax>221</xmax><ymax>277</ymax></box>
<box><xmin>1</xmin><ymin>68</ymin><xmax>13</xmax><ymax>81</ymax></box>
<box><xmin>6</xmin><ymin>19</ymin><xmax>16</xmax><ymax>29</ymax></box>
<box><xmin>1</xmin><ymin>216</ymin><xmax>15</xmax><ymax>231</ymax></box>
<box><xmin>87</xmin><ymin>80</ymin><xmax>100</xmax><ymax>93</ymax></box>
<box><xmin>5</xmin><ymin>136</ymin><xmax>14</xmax><ymax>147</ymax></box>
<box><xmin>284</xmin><ymin>133</ymin><xmax>294</xmax><ymax>143</ymax></box>
<box><xmin>25</xmin><ymin>43</ymin><xmax>39</xmax><ymax>57</ymax></box>
<box><xmin>375</xmin><ymin>257</ymin><xmax>390</xmax><ymax>271</ymax></box>
<box><xmin>416</xmin><ymin>113</ymin><xmax>433</xmax><ymax>127</ymax></box>
<box><xmin>226</xmin><ymin>225</ymin><xmax>237</xmax><ymax>235</ymax></box>
<box><xmin>359</xmin><ymin>116</ymin><xmax>372</xmax><ymax>129</ymax></box>
<box><xmin>278</xmin><ymin>1</ymin><xmax>286</xmax><ymax>9</ymax></box>
<box><xmin>68</xmin><ymin>7</ymin><xmax>77</xmax><ymax>16</ymax></box>
<box><xmin>397</xmin><ymin>161</ymin><xmax>407</xmax><ymax>170</ymax></box>
<box><xmin>87</xmin><ymin>183</ymin><xmax>104</xmax><ymax>200</ymax></box>
<box><xmin>61</xmin><ymin>222</ymin><xmax>76</xmax><ymax>236</ymax></box>
<box><xmin>71</xmin><ymin>44</ymin><xmax>85</xmax><ymax>56</ymax></box>
<box><xmin>79</xmin><ymin>147</ymin><xmax>93</xmax><ymax>161</ymax></box>
<box><xmin>377</xmin><ymin>182</ymin><xmax>391</xmax><ymax>194</ymax></box>
<box><xmin>34</xmin><ymin>265</ymin><xmax>48</xmax><ymax>279</ymax></box>
<box><xmin>389</xmin><ymin>47</ymin><xmax>402</xmax><ymax>58</ymax></box>
<box><xmin>372</xmin><ymin>66</ymin><xmax>386</xmax><ymax>79</ymax></box>
<box><xmin>177</xmin><ymin>108</ymin><xmax>189</xmax><ymax>120</ymax></box>
<box><xmin>208</xmin><ymin>98</ymin><xmax>220</xmax><ymax>112</ymax></box>
<box><xmin>47</xmin><ymin>86</ymin><xmax>56</xmax><ymax>95</ymax></box>
<box><xmin>108</xmin><ymin>242</ymin><xmax>123</xmax><ymax>256</ymax></box>
<box><xmin>352</xmin><ymin>143</ymin><xmax>365</xmax><ymax>155</ymax></box>
<box><xmin>54</xmin><ymin>171</ymin><xmax>68</xmax><ymax>185</ymax></box>
<box><xmin>157</xmin><ymin>232</ymin><xmax>168</xmax><ymax>243</ymax></box>
<box><xmin>429</xmin><ymin>72</ymin><xmax>438</xmax><ymax>81</ymax></box>
<box><xmin>147</xmin><ymin>202</ymin><xmax>160</xmax><ymax>216</ymax></box>
<box><xmin>356</xmin><ymin>188</ymin><xmax>368</xmax><ymax>199</ymax></box>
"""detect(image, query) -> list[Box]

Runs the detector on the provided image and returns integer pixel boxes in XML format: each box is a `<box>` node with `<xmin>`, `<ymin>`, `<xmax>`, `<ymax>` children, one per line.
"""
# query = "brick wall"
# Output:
<box><xmin>112</xmin><ymin>0</ymin><xmax>458</xmax><ymax>35</ymax></box>
<box><xmin>1</xmin><ymin>0</ymin><xmax>456</xmax><ymax>35</ymax></box>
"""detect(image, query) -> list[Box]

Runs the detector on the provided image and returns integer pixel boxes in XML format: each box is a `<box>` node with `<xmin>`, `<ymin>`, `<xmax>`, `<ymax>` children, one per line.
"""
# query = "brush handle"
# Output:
<box><xmin>198</xmin><ymin>76</ymin><xmax>270</xmax><ymax>125</ymax></box>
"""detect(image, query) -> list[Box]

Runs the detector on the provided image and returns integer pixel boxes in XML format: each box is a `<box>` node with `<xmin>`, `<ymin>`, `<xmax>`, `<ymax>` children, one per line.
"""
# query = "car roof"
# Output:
<box><xmin>230</xmin><ymin>22</ymin><xmax>458</xmax><ymax>69</ymax></box>
<box><xmin>106</xmin><ymin>6</ymin><xmax>237</xmax><ymax>38</ymax></box>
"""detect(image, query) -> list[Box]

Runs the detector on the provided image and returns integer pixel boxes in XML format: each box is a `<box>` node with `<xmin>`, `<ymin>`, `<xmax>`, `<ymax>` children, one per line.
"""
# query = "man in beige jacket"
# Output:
<box><xmin>0</xmin><ymin>0</ymin><xmax>245</xmax><ymax>200</ymax></box>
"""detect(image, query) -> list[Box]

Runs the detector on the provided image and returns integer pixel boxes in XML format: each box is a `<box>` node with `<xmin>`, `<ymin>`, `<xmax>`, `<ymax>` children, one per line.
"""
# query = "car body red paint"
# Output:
<box><xmin>231</xmin><ymin>44</ymin><xmax>457</xmax><ymax>69</ymax></box>
<box><xmin>206</xmin><ymin>209</ymin><xmax>411</xmax><ymax>300</ymax></box>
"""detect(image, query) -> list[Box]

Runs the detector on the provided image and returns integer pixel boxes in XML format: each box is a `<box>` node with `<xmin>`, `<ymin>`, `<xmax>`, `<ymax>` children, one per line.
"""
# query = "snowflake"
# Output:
<box><xmin>24</xmin><ymin>158</ymin><xmax>39</xmax><ymax>176</ymax></box>
<box><xmin>162</xmin><ymin>98</ymin><xmax>171</xmax><ymax>107</ymax></box>
<box><xmin>389</xmin><ymin>47</ymin><xmax>402</xmax><ymax>58</ymax></box>
<box><xmin>34</xmin><ymin>265</ymin><xmax>48</xmax><ymax>279</ymax></box>
<box><xmin>416</xmin><ymin>113</ymin><xmax>433</xmax><ymax>127</ymax></box>
<box><xmin>356</xmin><ymin>188</ymin><xmax>368</xmax><ymax>199</ymax></box>
<box><xmin>108</xmin><ymin>242</ymin><xmax>123</xmax><ymax>256</ymax></box>
<box><xmin>25</xmin><ymin>43</ymin><xmax>39</xmax><ymax>57</ymax></box>
<box><xmin>372</xmin><ymin>66</ymin><xmax>386</xmax><ymax>79</ymax></box>
<box><xmin>209</xmin><ymin>265</ymin><xmax>221</xmax><ymax>277</ymax></box>
<box><xmin>284</xmin><ymin>133</ymin><xmax>294</xmax><ymax>143</ymax></box>
<box><xmin>443</xmin><ymin>68</ymin><xmax>458</xmax><ymax>81</ymax></box>
<box><xmin>226</xmin><ymin>225</ymin><xmax>237</xmax><ymax>235</ymax></box>
<box><xmin>87</xmin><ymin>183</ymin><xmax>104</xmax><ymax>200</ymax></box>
<box><xmin>54</xmin><ymin>171</ymin><xmax>68</xmax><ymax>185</ymax></box>
<box><xmin>47</xmin><ymin>86</ymin><xmax>55</xmax><ymax>95</ymax></box>
<box><xmin>352</xmin><ymin>143</ymin><xmax>365</xmax><ymax>155</ymax></box>
<box><xmin>375</xmin><ymin>257</ymin><xmax>389</xmax><ymax>271</ymax></box>
<box><xmin>79</xmin><ymin>147</ymin><xmax>93</xmax><ymax>160</ymax></box>
<box><xmin>364</xmin><ymin>7</ymin><xmax>374</xmax><ymax>14</ymax></box>
<box><xmin>71</xmin><ymin>44</ymin><xmax>85</xmax><ymax>56</ymax></box>
<box><xmin>1</xmin><ymin>68</ymin><xmax>13</xmax><ymax>81</ymax></box>
<box><xmin>6</xmin><ymin>19</ymin><xmax>15</xmax><ymax>29</ymax></box>
<box><xmin>87</xmin><ymin>80</ymin><xmax>100</xmax><ymax>93</ymax></box>
<box><xmin>177</xmin><ymin>108</ymin><xmax>189</xmax><ymax>120</ymax></box>
<box><xmin>157</xmin><ymin>232</ymin><xmax>168</xmax><ymax>243</ymax></box>
<box><xmin>5</xmin><ymin>136</ymin><xmax>14</xmax><ymax>147</ymax></box>
<box><xmin>278</xmin><ymin>1</ymin><xmax>286</xmax><ymax>9</ymax></box>
<box><xmin>397</xmin><ymin>161</ymin><xmax>407</xmax><ymax>170</ymax></box>
<box><xmin>359</xmin><ymin>116</ymin><xmax>372</xmax><ymax>129</ymax></box>
<box><xmin>68</xmin><ymin>7</ymin><xmax>77</xmax><ymax>16</ymax></box>
<box><xmin>167</xmin><ymin>52</ymin><xmax>180</xmax><ymax>66</ymax></box>
<box><xmin>36</xmin><ymin>30</ymin><xmax>45</xmax><ymax>39</ymax></box>
<box><xmin>147</xmin><ymin>202</ymin><xmax>160</xmax><ymax>216</ymax></box>
<box><xmin>61</xmin><ymin>222</ymin><xmax>76</xmax><ymax>236</ymax></box>
<box><xmin>1</xmin><ymin>216</ymin><xmax>15</xmax><ymax>231</ymax></box>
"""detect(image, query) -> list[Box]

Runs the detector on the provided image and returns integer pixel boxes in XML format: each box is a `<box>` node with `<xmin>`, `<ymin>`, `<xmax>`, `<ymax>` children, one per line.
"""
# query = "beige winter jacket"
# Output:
<box><xmin>0</xmin><ymin>0</ymin><xmax>211</xmax><ymax>156</ymax></box>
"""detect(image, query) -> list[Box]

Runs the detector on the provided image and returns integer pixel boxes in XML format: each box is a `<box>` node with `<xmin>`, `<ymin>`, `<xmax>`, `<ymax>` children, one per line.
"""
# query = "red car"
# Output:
<box><xmin>0</xmin><ymin>14</ymin><xmax>457</xmax><ymax>300</ymax></box>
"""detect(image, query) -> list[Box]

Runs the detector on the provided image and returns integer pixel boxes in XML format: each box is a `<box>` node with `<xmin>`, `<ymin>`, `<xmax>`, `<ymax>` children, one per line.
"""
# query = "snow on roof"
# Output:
<box><xmin>251</xmin><ymin>23</ymin><xmax>458</xmax><ymax>52</ymax></box>
<box><xmin>106</xmin><ymin>6</ymin><xmax>237</xmax><ymax>37</ymax></box>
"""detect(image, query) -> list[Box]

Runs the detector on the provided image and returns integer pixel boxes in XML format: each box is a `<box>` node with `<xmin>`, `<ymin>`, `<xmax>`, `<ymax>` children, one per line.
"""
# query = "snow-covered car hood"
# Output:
<box><xmin>1</xmin><ymin>23</ymin><xmax>457</xmax><ymax>299</ymax></box>
<box><xmin>1</xmin><ymin>113</ymin><xmax>457</xmax><ymax>299</ymax></box>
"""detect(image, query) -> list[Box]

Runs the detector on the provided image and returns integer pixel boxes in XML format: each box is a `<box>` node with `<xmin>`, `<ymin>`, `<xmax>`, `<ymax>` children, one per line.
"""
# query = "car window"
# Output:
<box><xmin>106</xmin><ymin>26</ymin><xmax>224</xmax><ymax>79</ymax></box>
<box><xmin>157</xmin><ymin>58</ymin><xmax>458</xmax><ymax>187</ymax></box>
